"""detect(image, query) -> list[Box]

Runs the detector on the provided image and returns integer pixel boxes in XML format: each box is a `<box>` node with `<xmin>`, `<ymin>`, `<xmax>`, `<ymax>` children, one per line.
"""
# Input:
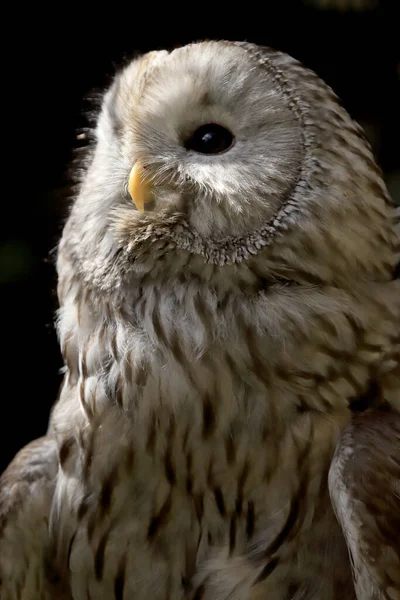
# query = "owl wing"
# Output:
<box><xmin>328</xmin><ymin>409</ymin><xmax>400</xmax><ymax>600</ymax></box>
<box><xmin>0</xmin><ymin>436</ymin><xmax>67</xmax><ymax>600</ymax></box>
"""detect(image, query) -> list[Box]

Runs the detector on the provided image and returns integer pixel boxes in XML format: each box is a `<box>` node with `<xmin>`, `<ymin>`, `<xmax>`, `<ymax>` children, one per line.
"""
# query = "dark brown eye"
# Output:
<box><xmin>184</xmin><ymin>123</ymin><xmax>234</xmax><ymax>154</ymax></box>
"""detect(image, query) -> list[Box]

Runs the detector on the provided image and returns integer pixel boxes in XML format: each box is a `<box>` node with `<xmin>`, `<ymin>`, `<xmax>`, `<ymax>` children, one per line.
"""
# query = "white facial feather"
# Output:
<box><xmin>62</xmin><ymin>40</ymin><xmax>398</xmax><ymax>293</ymax></box>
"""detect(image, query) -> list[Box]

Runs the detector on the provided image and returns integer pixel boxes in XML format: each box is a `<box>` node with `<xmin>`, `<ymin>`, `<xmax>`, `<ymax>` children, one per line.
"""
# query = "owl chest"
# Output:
<box><xmin>77</xmin><ymin>290</ymin><xmax>284</xmax><ymax>423</ymax></box>
<box><xmin>60</xmin><ymin>393</ymin><xmax>348</xmax><ymax>600</ymax></box>
<box><xmin>57</xmin><ymin>292</ymin><xmax>354</xmax><ymax>597</ymax></box>
<box><xmin>60</xmin><ymin>355</ymin><xmax>349</xmax><ymax>599</ymax></box>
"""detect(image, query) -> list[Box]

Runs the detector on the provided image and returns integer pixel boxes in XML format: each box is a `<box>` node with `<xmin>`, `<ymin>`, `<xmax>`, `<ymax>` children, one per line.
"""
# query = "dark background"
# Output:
<box><xmin>1</xmin><ymin>0</ymin><xmax>399</xmax><ymax>474</ymax></box>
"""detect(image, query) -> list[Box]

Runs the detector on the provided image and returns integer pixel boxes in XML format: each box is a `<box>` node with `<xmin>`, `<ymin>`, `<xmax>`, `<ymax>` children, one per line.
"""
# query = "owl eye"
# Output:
<box><xmin>184</xmin><ymin>123</ymin><xmax>234</xmax><ymax>154</ymax></box>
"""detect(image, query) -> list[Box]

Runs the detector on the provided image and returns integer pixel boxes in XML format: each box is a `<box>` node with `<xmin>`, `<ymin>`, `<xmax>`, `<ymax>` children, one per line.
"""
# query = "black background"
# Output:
<box><xmin>1</xmin><ymin>0</ymin><xmax>399</xmax><ymax>474</ymax></box>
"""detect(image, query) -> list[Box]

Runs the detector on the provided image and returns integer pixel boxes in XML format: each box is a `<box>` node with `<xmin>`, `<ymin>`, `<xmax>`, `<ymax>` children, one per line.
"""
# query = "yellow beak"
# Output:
<box><xmin>128</xmin><ymin>163</ymin><xmax>153</xmax><ymax>213</ymax></box>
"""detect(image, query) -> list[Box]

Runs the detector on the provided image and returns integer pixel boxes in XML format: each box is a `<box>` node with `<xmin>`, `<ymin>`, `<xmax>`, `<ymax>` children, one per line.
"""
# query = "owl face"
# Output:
<box><xmin>97</xmin><ymin>42</ymin><xmax>302</xmax><ymax>237</ymax></box>
<box><xmin>64</xmin><ymin>41</ymin><xmax>397</xmax><ymax>291</ymax></box>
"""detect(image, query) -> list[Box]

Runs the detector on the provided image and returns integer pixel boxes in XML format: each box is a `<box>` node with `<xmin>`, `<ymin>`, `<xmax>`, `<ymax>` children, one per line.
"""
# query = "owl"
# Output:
<box><xmin>1</xmin><ymin>41</ymin><xmax>399</xmax><ymax>600</ymax></box>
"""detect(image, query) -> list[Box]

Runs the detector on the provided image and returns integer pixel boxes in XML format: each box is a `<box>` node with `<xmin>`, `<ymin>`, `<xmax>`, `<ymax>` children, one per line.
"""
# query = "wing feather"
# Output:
<box><xmin>329</xmin><ymin>410</ymin><xmax>400</xmax><ymax>600</ymax></box>
<box><xmin>0</xmin><ymin>436</ymin><xmax>69</xmax><ymax>599</ymax></box>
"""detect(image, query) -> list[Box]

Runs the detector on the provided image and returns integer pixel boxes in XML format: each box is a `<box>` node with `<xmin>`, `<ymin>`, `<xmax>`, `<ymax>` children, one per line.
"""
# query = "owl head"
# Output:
<box><xmin>59</xmin><ymin>41</ymin><xmax>399</xmax><ymax>293</ymax></box>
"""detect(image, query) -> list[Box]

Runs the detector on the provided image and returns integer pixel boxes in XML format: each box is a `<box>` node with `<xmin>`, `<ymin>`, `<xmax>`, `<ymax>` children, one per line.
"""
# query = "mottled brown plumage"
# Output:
<box><xmin>329</xmin><ymin>409</ymin><xmax>400</xmax><ymax>600</ymax></box>
<box><xmin>1</xmin><ymin>41</ymin><xmax>399</xmax><ymax>599</ymax></box>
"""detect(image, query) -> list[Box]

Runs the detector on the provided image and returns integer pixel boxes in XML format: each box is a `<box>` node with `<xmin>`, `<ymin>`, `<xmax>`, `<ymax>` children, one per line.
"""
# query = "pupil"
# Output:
<box><xmin>185</xmin><ymin>123</ymin><xmax>234</xmax><ymax>154</ymax></box>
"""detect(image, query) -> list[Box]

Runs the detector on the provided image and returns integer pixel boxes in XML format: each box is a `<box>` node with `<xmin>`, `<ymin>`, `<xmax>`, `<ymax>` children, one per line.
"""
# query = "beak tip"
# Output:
<box><xmin>128</xmin><ymin>162</ymin><xmax>152</xmax><ymax>214</ymax></box>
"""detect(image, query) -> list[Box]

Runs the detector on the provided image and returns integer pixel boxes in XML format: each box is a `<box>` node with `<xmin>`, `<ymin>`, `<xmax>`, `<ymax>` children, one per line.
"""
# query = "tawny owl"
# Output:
<box><xmin>1</xmin><ymin>41</ymin><xmax>399</xmax><ymax>600</ymax></box>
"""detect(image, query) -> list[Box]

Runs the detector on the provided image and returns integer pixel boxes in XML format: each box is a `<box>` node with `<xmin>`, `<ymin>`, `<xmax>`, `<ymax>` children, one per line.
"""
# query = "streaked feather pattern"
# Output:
<box><xmin>1</xmin><ymin>41</ymin><xmax>399</xmax><ymax>599</ymax></box>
